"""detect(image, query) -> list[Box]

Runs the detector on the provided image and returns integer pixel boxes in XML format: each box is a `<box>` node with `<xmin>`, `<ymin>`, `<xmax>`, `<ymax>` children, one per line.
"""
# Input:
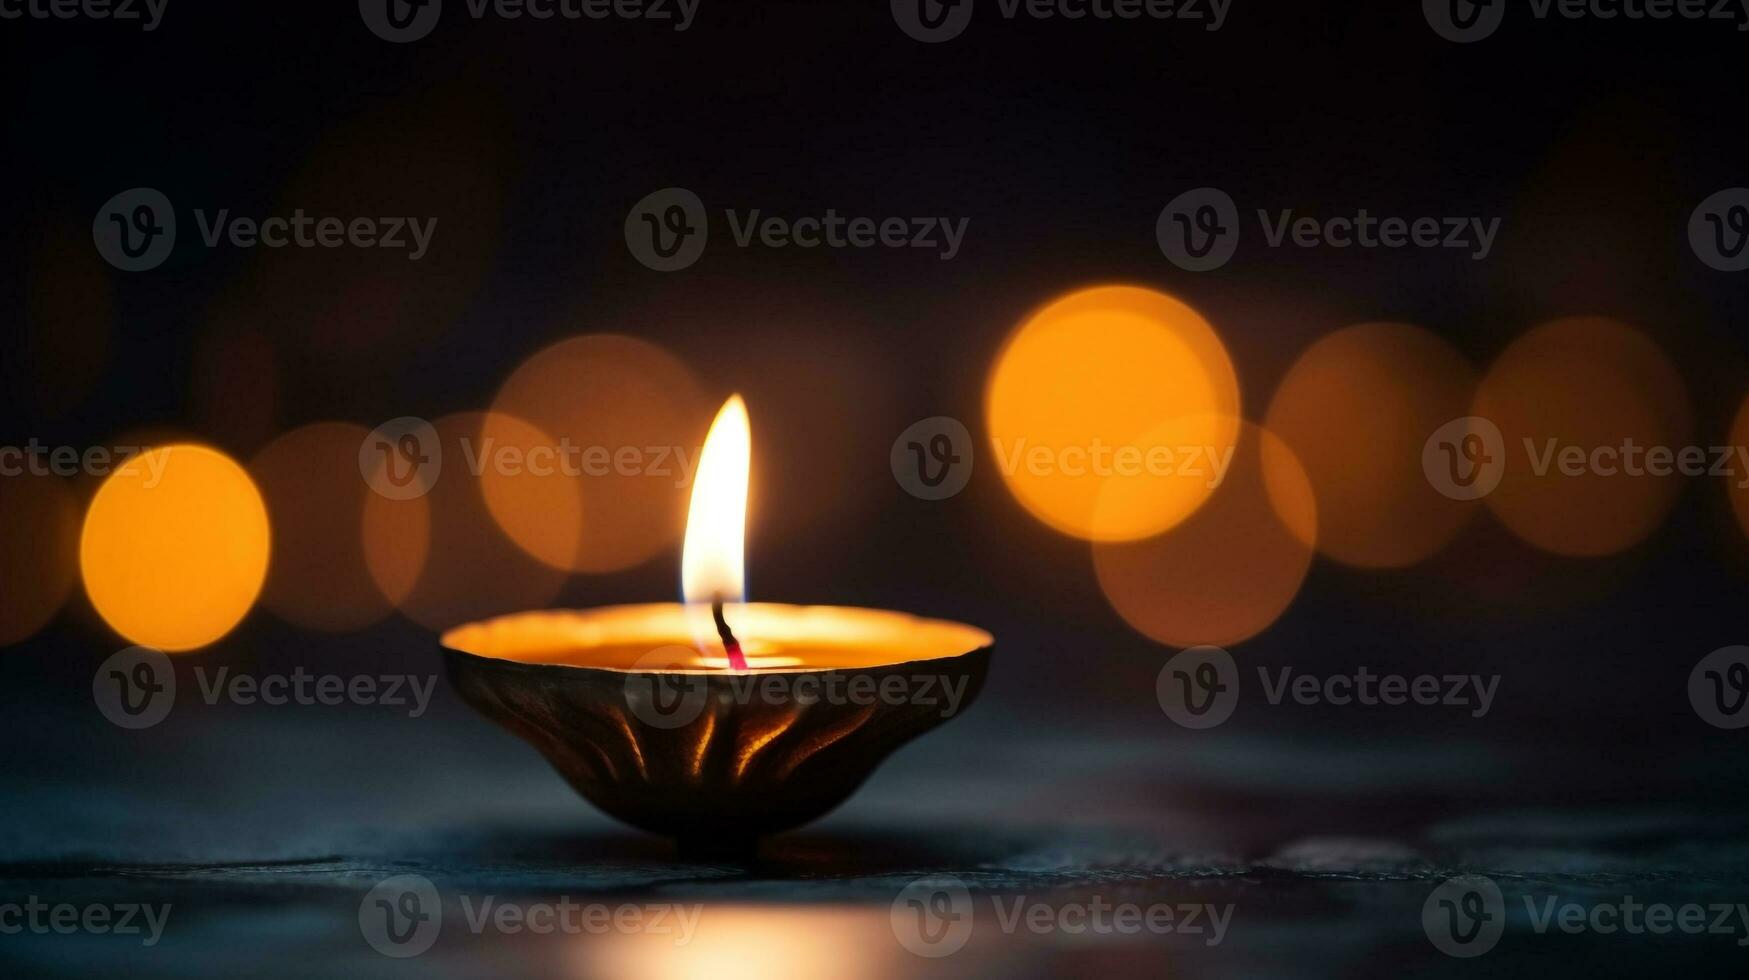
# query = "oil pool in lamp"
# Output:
<box><xmin>442</xmin><ymin>396</ymin><xmax>994</xmax><ymax>856</ymax></box>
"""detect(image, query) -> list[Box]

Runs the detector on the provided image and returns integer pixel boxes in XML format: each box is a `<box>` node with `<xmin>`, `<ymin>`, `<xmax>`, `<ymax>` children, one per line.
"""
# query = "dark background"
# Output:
<box><xmin>5</xmin><ymin>0</ymin><xmax>1748</xmax><ymax>745</ymax></box>
<box><xmin>3</xmin><ymin>3</ymin><xmax>1749</xmax><ymax>976</ymax></box>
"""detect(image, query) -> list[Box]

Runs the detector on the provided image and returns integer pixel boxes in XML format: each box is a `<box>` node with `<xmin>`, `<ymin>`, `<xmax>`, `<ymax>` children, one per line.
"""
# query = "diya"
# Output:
<box><xmin>442</xmin><ymin>396</ymin><xmax>993</xmax><ymax>855</ymax></box>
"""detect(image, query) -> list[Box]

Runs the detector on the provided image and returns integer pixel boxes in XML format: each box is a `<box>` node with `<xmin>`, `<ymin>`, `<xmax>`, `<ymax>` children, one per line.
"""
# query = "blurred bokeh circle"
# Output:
<box><xmin>1266</xmin><ymin>322</ymin><xmax>1479</xmax><ymax>568</ymax></box>
<box><xmin>985</xmin><ymin>285</ymin><xmax>1240</xmax><ymax>542</ymax></box>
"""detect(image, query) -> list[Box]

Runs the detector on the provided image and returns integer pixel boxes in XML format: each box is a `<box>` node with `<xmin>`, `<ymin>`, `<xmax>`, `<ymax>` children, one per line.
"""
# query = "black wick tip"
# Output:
<box><xmin>711</xmin><ymin>599</ymin><xmax>740</xmax><ymax>652</ymax></box>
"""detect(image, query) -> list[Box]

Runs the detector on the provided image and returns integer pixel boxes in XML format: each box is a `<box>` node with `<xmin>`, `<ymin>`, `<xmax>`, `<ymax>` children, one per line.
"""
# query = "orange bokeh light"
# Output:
<box><xmin>0</xmin><ymin>475</ymin><xmax>81</xmax><ymax>647</ymax></box>
<box><xmin>80</xmin><ymin>444</ymin><xmax>271</xmax><ymax>652</ymax></box>
<box><xmin>1727</xmin><ymin>391</ymin><xmax>1749</xmax><ymax>543</ymax></box>
<box><xmin>1475</xmin><ymin>317</ymin><xmax>1691</xmax><ymax>557</ymax></box>
<box><xmin>1094</xmin><ymin>420</ymin><xmax>1316</xmax><ymax>648</ymax></box>
<box><xmin>985</xmin><ymin>285</ymin><xmax>1240</xmax><ymax>542</ymax></box>
<box><xmin>485</xmin><ymin>335</ymin><xmax>709</xmax><ymax>573</ymax></box>
<box><xmin>251</xmin><ymin>422</ymin><xmax>397</xmax><ymax>632</ymax></box>
<box><xmin>365</xmin><ymin>412</ymin><xmax>566</xmax><ymax>630</ymax></box>
<box><xmin>1266</xmin><ymin>322</ymin><xmax>1479</xmax><ymax>568</ymax></box>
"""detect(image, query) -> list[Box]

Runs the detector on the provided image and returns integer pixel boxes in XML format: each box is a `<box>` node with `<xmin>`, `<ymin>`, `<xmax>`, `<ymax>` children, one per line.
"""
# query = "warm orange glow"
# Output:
<box><xmin>485</xmin><ymin>334</ymin><xmax>708</xmax><ymax>572</ymax></box>
<box><xmin>1095</xmin><ymin>421</ymin><xmax>1315</xmax><ymax>648</ymax></box>
<box><xmin>985</xmin><ymin>285</ymin><xmax>1240</xmax><ymax>541</ymax></box>
<box><xmin>1475</xmin><ymin>317</ymin><xmax>1691</xmax><ymax>557</ymax></box>
<box><xmin>682</xmin><ymin>396</ymin><xmax>751</xmax><ymax>606</ymax></box>
<box><xmin>574</xmin><ymin>906</ymin><xmax>902</xmax><ymax>980</ymax></box>
<box><xmin>1266</xmin><ymin>323</ymin><xmax>1479</xmax><ymax>568</ymax></box>
<box><xmin>0</xmin><ymin>475</ymin><xmax>80</xmax><ymax>647</ymax></box>
<box><xmin>441</xmin><ymin>603</ymin><xmax>992</xmax><ymax>670</ymax></box>
<box><xmin>1730</xmin><ymin>392</ymin><xmax>1749</xmax><ymax>543</ymax></box>
<box><xmin>475</xmin><ymin>411</ymin><xmax>583</xmax><ymax>572</ymax></box>
<box><xmin>80</xmin><ymin>444</ymin><xmax>271</xmax><ymax>652</ymax></box>
<box><xmin>360</xmin><ymin>472</ymin><xmax>430</xmax><ymax>608</ymax></box>
<box><xmin>250</xmin><ymin>422</ymin><xmax>394</xmax><ymax>632</ymax></box>
<box><xmin>365</xmin><ymin>412</ymin><xmax>565</xmax><ymax>631</ymax></box>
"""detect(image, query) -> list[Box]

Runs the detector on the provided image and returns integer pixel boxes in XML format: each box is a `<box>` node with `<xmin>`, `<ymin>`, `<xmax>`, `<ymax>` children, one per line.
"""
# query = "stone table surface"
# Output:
<box><xmin>4</xmin><ymin>694</ymin><xmax>1748</xmax><ymax>979</ymax></box>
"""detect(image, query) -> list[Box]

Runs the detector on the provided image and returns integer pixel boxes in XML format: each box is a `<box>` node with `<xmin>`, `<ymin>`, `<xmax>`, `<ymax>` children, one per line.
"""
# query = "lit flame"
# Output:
<box><xmin>683</xmin><ymin>395</ymin><xmax>750</xmax><ymax>622</ymax></box>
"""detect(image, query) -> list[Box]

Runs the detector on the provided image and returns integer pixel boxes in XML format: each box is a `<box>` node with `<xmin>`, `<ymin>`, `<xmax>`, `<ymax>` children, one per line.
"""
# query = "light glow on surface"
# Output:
<box><xmin>575</xmin><ymin>906</ymin><xmax>902</xmax><ymax>980</ymax></box>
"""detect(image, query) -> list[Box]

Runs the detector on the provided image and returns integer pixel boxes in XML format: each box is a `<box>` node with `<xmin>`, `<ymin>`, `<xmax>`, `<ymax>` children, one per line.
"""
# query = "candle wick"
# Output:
<box><xmin>711</xmin><ymin>599</ymin><xmax>748</xmax><ymax>671</ymax></box>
